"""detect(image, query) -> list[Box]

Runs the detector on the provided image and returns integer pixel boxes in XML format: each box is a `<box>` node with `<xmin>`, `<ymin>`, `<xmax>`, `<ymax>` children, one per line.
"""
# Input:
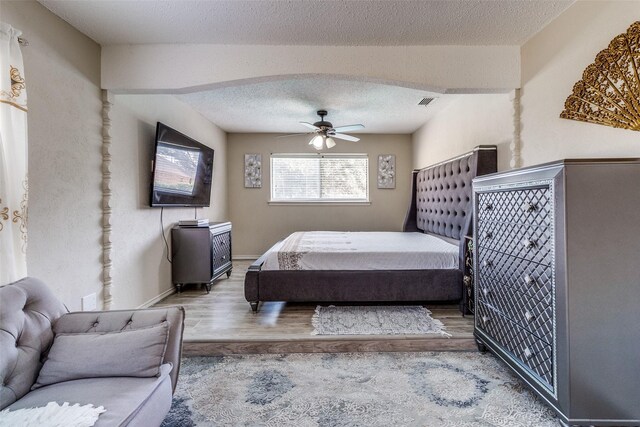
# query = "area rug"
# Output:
<box><xmin>161</xmin><ymin>352</ymin><xmax>558</xmax><ymax>427</ymax></box>
<box><xmin>311</xmin><ymin>305</ymin><xmax>450</xmax><ymax>336</ymax></box>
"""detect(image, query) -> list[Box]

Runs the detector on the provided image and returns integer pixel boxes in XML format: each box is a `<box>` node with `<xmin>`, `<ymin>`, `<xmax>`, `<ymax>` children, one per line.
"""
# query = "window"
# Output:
<box><xmin>270</xmin><ymin>153</ymin><xmax>369</xmax><ymax>203</ymax></box>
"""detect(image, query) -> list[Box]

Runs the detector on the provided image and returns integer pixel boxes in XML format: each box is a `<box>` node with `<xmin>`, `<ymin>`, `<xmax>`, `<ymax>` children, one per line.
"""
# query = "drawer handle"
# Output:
<box><xmin>482</xmin><ymin>288</ymin><xmax>490</xmax><ymax>297</ymax></box>
<box><xmin>221</xmin><ymin>255</ymin><xmax>227</xmax><ymax>261</ymax></box>
<box><xmin>524</xmin><ymin>202</ymin><xmax>538</xmax><ymax>212</ymax></box>
<box><xmin>484</xmin><ymin>231</ymin><xmax>492</xmax><ymax>239</ymax></box>
<box><xmin>483</xmin><ymin>260</ymin><xmax>493</xmax><ymax>267</ymax></box>
<box><xmin>483</xmin><ymin>203</ymin><xmax>493</xmax><ymax>211</ymax></box>
<box><xmin>523</xmin><ymin>347</ymin><xmax>534</xmax><ymax>359</ymax></box>
<box><xmin>482</xmin><ymin>315</ymin><xmax>490</xmax><ymax>324</ymax></box>
<box><xmin>524</xmin><ymin>274</ymin><xmax>536</xmax><ymax>286</ymax></box>
<box><xmin>524</xmin><ymin>310</ymin><xmax>535</xmax><ymax>322</ymax></box>
<box><xmin>522</xmin><ymin>238</ymin><xmax>537</xmax><ymax>249</ymax></box>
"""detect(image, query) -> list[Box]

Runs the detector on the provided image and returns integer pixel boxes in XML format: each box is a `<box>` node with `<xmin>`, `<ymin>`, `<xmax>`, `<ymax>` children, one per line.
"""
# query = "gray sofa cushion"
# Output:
<box><xmin>33</xmin><ymin>322</ymin><xmax>169</xmax><ymax>389</ymax></box>
<box><xmin>53</xmin><ymin>307</ymin><xmax>185</xmax><ymax>393</ymax></box>
<box><xmin>0</xmin><ymin>277</ymin><xmax>68</xmax><ymax>409</ymax></box>
<box><xmin>8</xmin><ymin>364</ymin><xmax>173</xmax><ymax>427</ymax></box>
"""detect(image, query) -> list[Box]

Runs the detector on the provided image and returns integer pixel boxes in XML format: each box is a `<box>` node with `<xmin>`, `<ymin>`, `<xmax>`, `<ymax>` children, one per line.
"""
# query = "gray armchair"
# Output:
<box><xmin>0</xmin><ymin>277</ymin><xmax>184</xmax><ymax>426</ymax></box>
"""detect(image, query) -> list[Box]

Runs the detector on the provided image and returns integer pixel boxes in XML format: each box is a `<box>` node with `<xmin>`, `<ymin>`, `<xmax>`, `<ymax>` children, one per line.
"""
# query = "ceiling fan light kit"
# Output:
<box><xmin>310</xmin><ymin>135</ymin><xmax>325</xmax><ymax>150</ymax></box>
<box><xmin>308</xmin><ymin>135</ymin><xmax>337</xmax><ymax>150</ymax></box>
<box><xmin>295</xmin><ymin>110</ymin><xmax>364</xmax><ymax>150</ymax></box>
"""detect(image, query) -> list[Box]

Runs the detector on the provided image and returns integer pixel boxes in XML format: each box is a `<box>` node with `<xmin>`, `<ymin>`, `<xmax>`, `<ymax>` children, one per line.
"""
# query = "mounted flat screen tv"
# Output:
<box><xmin>150</xmin><ymin>122</ymin><xmax>214</xmax><ymax>207</ymax></box>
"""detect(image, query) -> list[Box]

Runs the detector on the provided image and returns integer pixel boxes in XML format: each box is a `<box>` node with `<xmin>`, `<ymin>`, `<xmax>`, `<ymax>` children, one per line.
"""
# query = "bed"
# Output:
<box><xmin>244</xmin><ymin>145</ymin><xmax>497</xmax><ymax>312</ymax></box>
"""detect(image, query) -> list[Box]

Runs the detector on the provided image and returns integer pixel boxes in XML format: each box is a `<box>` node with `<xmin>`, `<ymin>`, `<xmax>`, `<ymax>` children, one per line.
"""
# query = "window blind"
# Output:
<box><xmin>271</xmin><ymin>154</ymin><xmax>368</xmax><ymax>202</ymax></box>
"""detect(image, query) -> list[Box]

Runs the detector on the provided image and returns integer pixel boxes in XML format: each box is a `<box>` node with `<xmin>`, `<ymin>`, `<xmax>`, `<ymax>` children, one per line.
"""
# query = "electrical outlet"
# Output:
<box><xmin>81</xmin><ymin>293</ymin><xmax>97</xmax><ymax>311</ymax></box>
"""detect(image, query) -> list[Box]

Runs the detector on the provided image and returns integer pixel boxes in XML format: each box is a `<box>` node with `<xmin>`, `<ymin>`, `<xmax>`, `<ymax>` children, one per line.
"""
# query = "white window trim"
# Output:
<box><xmin>269</xmin><ymin>153</ymin><xmax>370</xmax><ymax>204</ymax></box>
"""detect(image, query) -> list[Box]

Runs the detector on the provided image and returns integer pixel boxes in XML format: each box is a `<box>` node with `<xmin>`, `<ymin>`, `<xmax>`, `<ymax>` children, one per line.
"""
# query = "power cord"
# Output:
<box><xmin>160</xmin><ymin>207</ymin><xmax>172</xmax><ymax>264</ymax></box>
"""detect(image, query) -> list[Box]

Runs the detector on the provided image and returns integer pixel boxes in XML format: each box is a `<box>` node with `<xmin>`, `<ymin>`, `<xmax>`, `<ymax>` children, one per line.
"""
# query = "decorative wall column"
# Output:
<box><xmin>510</xmin><ymin>89</ymin><xmax>522</xmax><ymax>169</ymax></box>
<box><xmin>101</xmin><ymin>90</ymin><xmax>113</xmax><ymax>309</ymax></box>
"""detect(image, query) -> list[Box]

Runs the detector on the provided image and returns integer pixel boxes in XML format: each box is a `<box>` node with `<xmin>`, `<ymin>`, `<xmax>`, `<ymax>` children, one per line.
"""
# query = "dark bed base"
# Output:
<box><xmin>244</xmin><ymin>267</ymin><xmax>463</xmax><ymax>312</ymax></box>
<box><xmin>244</xmin><ymin>145</ymin><xmax>497</xmax><ymax>313</ymax></box>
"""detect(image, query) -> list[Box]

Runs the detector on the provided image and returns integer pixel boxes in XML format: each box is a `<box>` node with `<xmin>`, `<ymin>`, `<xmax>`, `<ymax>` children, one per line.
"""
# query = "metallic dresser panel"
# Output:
<box><xmin>475</xmin><ymin>181</ymin><xmax>557</xmax><ymax>395</ymax></box>
<box><xmin>476</xmin><ymin>301</ymin><xmax>554</xmax><ymax>387</ymax></box>
<box><xmin>477</xmin><ymin>187</ymin><xmax>553</xmax><ymax>266</ymax></box>
<box><xmin>473</xmin><ymin>160</ymin><xmax>640</xmax><ymax>426</ymax></box>
<box><xmin>477</xmin><ymin>249</ymin><xmax>553</xmax><ymax>343</ymax></box>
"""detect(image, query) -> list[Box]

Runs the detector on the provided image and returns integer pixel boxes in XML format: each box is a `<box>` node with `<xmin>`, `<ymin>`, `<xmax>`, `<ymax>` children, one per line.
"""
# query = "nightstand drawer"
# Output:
<box><xmin>212</xmin><ymin>231</ymin><xmax>231</xmax><ymax>271</ymax></box>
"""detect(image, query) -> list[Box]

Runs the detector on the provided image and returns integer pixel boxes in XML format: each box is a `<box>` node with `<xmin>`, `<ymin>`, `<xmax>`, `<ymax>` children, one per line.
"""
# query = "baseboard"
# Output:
<box><xmin>233</xmin><ymin>255</ymin><xmax>261</xmax><ymax>260</ymax></box>
<box><xmin>138</xmin><ymin>287</ymin><xmax>176</xmax><ymax>309</ymax></box>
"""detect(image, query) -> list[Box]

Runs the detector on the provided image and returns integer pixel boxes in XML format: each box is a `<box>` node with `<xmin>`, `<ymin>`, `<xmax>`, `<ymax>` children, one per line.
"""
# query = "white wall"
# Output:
<box><xmin>412</xmin><ymin>94</ymin><xmax>513</xmax><ymax>171</ymax></box>
<box><xmin>110</xmin><ymin>94</ymin><xmax>227</xmax><ymax>309</ymax></box>
<box><xmin>102</xmin><ymin>44</ymin><xmax>520</xmax><ymax>93</ymax></box>
<box><xmin>1</xmin><ymin>1</ymin><xmax>103</xmax><ymax>311</ymax></box>
<box><xmin>1</xmin><ymin>1</ymin><xmax>228</xmax><ymax>310</ymax></box>
<box><xmin>520</xmin><ymin>1</ymin><xmax>640</xmax><ymax>165</ymax></box>
<box><xmin>228</xmin><ymin>133</ymin><xmax>412</xmax><ymax>256</ymax></box>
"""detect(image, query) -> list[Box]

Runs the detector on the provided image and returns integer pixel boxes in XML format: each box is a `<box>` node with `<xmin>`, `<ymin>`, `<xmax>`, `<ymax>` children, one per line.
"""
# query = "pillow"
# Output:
<box><xmin>32</xmin><ymin>322</ymin><xmax>169</xmax><ymax>389</ymax></box>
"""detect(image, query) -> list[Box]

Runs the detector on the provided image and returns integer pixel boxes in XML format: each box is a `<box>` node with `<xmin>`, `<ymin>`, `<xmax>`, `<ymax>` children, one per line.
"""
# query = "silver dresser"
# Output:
<box><xmin>473</xmin><ymin>159</ymin><xmax>640</xmax><ymax>426</ymax></box>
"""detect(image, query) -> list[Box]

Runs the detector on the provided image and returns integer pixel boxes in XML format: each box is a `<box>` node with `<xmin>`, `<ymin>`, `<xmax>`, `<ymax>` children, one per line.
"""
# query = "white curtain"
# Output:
<box><xmin>0</xmin><ymin>22</ymin><xmax>28</xmax><ymax>285</ymax></box>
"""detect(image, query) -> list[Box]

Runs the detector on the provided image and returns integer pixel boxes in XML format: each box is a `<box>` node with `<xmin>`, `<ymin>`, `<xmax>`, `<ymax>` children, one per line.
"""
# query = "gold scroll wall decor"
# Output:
<box><xmin>560</xmin><ymin>21</ymin><xmax>640</xmax><ymax>131</ymax></box>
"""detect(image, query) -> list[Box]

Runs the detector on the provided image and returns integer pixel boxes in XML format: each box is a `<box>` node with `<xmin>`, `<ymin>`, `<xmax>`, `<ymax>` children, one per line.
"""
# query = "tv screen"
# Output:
<box><xmin>150</xmin><ymin>122</ymin><xmax>214</xmax><ymax>207</ymax></box>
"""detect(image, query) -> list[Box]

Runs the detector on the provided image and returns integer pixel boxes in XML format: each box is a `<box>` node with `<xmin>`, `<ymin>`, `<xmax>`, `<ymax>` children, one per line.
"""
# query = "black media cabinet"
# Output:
<box><xmin>171</xmin><ymin>221</ymin><xmax>232</xmax><ymax>292</ymax></box>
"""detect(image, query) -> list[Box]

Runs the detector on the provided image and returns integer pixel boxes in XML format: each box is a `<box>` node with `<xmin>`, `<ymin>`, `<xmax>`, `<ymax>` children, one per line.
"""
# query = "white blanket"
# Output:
<box><xmin>0</xmin><ymin>402</ymin><xmax>106</xmax><ymax>427</ymax></box>
<box><xmin>262</xmin><ymin>231</ymin><xmax>459</xmax><ymax>271</ymax></box>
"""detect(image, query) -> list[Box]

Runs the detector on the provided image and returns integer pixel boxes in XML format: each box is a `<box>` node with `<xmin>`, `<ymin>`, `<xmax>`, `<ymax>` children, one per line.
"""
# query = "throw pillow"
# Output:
<box><xmin>32</xmin><ymin>322</ymin><xmax>169</xmax><ymax>389</ymax></box>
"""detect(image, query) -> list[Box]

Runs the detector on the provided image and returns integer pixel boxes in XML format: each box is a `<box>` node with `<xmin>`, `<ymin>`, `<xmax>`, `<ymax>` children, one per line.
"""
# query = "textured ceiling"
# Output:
<box><xmin>178</xmin><ymin>77</ymin><xmax>458</xmax><ymax>133</ymax></box>
<box><xmin>39</xmin><ymin>0</ymin><xmax>573</xmax><ymax>46</ymax></box>
<box><xmin>38</xmin><ymin>0</ymin><xmax>571</xmax><ymax>134</ymax></box>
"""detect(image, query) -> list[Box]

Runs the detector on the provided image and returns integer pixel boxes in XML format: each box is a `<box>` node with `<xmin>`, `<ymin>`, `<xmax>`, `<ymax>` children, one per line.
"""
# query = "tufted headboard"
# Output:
<box><xmin>403</xmin><ymin>145</ymin><xmax>497</xmax><ymax>242</ymax></box>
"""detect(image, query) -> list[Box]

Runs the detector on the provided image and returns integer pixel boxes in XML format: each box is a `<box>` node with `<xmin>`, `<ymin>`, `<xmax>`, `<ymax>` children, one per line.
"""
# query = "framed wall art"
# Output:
<box><xmin>244</xmin><ymin>154</ymin><xmax>262</xmax><ymax>188</ymax></box>
<box><xmin>377</xmin><ymin>154</ymin><xmax>395</xmax><ymax>189</ymax></box>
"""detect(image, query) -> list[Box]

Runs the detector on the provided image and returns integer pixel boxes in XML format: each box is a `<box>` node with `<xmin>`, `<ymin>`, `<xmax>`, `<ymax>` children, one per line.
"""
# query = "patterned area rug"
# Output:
<box><xmin>311</xmin><ymin>305</ymin><xmax>450</xmax><ymax>336</ymax></box>
<box><xmin>161</xmin><ymin>352</ymin><xmax>558</xmax><ymax>427</ymax></box>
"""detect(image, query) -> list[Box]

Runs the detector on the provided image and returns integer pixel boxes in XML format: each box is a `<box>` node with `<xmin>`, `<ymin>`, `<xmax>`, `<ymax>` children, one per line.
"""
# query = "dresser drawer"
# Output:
<box><xmin>476</xmin><ymin>187</ymin><xmax>552</xmax><ymax>227</ymax></box>
<box><xmin>477</xmin><ymin>221</ymin><xmax>553</xmax><ymax>266</ymax></box>
<box><xmin>476</xmin><ymin>302</ymin><xmax>554</xmax><ymax>390</ymax></box>
<box><xmin>477</xmin><ymin>249</ymin><xmax>554</xmax><ymax>343</ymax></box>
<box><xmin>477</xmin><ymin>248</ymin><xmax>553</xmax><ymax>304</ymax></box>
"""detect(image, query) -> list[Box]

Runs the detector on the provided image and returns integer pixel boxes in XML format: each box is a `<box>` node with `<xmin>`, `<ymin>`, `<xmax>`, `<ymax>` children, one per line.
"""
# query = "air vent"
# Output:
<box><xmin>418</xmin><ymin>97</ymin><xmax>437</xmax><ymax>106</ymax></box>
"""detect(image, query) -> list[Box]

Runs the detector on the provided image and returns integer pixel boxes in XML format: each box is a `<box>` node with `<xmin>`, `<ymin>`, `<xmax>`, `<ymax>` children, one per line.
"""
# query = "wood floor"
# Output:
<box><xmin>154</xmin><ymin>260</ymin><xmax>476</xmax><ymax>355</ymax></box>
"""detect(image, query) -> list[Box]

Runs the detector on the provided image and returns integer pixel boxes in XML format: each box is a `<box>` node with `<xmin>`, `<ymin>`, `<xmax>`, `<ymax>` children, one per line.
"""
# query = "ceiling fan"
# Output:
<box><xmin>292</xmin><ymin>110</ymin><xmax>364</xmax><ymax>150</ymax></box>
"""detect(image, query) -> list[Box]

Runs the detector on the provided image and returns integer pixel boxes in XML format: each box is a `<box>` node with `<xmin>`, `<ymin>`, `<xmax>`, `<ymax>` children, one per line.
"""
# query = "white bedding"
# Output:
<box><xmin>261</xmin><ymin>231</ymin><xmax>459</xmax><ymax>271</ymax></box>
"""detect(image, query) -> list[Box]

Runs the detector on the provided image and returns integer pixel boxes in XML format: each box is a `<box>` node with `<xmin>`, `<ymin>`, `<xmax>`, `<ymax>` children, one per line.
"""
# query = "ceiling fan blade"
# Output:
<box><xmin>332</xmin><ymin>133</ymin><xmax>359</xmax><ymax>142</ymax></box>
<box><xmin>332</xmin><ymin>124</ymin><xmax>364</xmax><ymax>133</ymax></box>
<box><xmin>299</xmin><ymin>122</ymin><xmax>320</xmax><ymax>131</ymax></box>
<box><xmin>276</xmin><ymin>133</ymin><xmax>312</xmax><ymax>139</ymax></box>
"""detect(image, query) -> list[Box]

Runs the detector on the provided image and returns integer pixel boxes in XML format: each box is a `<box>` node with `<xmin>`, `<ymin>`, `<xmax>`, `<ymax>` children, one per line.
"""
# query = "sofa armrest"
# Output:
<box><xmin>53</xmin><ymin>306</ymin><xmax>185</xmax><ymax>393</ymax></box>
